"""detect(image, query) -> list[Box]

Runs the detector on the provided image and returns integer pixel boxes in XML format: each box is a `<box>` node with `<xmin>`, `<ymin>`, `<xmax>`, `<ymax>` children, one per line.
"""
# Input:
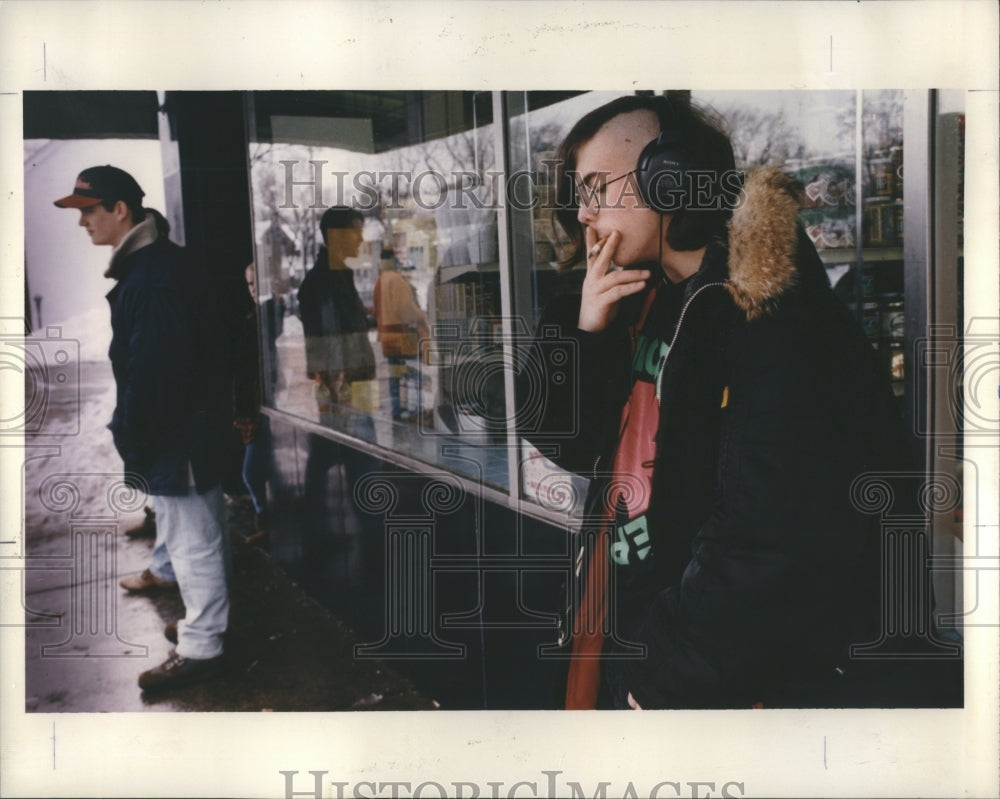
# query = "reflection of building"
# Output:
<box><xmin>258</xmin><ymin>217</ymin><xmax>299</xmax><ymax>295</ymax></box>
<box><xmin>22</xmin><ymin>89</ymin><xmax>972</xmax><ymax>709</ymax></box>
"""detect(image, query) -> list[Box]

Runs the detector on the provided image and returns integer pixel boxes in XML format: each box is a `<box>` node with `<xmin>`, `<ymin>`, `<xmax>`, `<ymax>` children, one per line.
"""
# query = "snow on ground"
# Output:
<box><xmin>24</xmin><ymin>362</ymin><xmax>129</xmax><ymax>543</ymax></box>
<box><xmin>28</xmin><ymin>305</ymin><xmax>111</xmax><ymax>364</ymax></box>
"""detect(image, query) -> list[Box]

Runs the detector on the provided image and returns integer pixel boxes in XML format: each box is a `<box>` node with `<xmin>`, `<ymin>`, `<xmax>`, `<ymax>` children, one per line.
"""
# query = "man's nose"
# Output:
<box><xmin>577</xmin><ymin>203</ymin><xmax>595</xmax><ymax>227</ymax></box>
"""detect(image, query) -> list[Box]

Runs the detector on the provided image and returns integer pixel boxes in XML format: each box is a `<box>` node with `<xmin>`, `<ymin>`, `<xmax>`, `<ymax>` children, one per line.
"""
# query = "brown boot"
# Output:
<box><xmin>138</xmin><ymin>650</ymin><xmax>226</xmax><ymax>692</ymax></box>
<box><xmin>120</xmin><ymin>568</ymin><xmax>178</xmax><ymax>594</ymax></box>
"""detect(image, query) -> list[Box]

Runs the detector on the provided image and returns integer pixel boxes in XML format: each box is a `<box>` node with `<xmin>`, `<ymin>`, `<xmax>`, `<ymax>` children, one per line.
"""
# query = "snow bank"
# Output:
<box><xmin>28</xmin><ymin>306</ymin><xmax>111</xmax><ymax>364</ymax></box>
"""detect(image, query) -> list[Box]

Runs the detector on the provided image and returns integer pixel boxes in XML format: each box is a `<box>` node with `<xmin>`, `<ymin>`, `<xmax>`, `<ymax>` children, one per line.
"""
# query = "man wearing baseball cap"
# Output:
<box><xmin>56</xmin><ymin>165</ymin><xmax>232</xmax><ymax>691</ymax></box>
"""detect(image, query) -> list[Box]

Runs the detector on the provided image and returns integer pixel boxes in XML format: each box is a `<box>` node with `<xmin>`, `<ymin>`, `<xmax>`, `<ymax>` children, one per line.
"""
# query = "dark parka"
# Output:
<box><xmin>523</xmin><ymin>168</ymin><xmax>948</xmax><ymax>708</ymax></box>
<box><xmin>105</xmin><ymin>214</ymin><xmax>232</xmax><ymax>496</ymax></box>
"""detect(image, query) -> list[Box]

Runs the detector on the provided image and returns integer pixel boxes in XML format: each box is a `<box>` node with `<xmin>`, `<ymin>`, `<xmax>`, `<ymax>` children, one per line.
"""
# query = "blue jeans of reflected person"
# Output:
<box><xmin>387</xmin><ymin>356</ymin><xmax>406</xmax><ymax>418</ymax></box>
<box><xmin>150</xmin><ymin>485</ymin><xmax>230</xmax><ymax>660</ymax></box>
<box><xmin>242</xmin><ymin>415</ymin><xmax>272</xmax><ymax>515</ymax></box>
<box><xmin>387</xmin><ymin>356</ymin><xmax>420</xmax><ymax>419</ymax></box>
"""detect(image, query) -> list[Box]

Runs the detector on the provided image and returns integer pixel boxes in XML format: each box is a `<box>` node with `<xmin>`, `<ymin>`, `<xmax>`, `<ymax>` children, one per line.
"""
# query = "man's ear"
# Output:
<box><xmin>112</xmin><ymin>200</ymin><xmax>131</xmax><ymax>224</ymax></box>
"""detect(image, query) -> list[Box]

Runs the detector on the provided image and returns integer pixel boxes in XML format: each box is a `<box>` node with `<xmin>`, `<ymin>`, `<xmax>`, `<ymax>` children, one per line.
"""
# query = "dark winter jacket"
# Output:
<box><xmin>297</xmin><ymin>248</ymin><xmax>376</xmax><ymax>382</ymax></box>
<box><xmin>523</xmin><ymin>168</ymin><xmax>926</xmax><ymax>709</ymax></box>
<box><xmin>105</xmin><ymin>215</ymin><xmax>231</xmax><ymax>496</ymax></box>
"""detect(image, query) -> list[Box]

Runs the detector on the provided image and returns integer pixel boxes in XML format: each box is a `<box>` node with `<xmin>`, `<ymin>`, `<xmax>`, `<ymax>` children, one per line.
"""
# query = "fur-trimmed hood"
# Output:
<box><xmin>105</xmin><ymin>213</ymin><xmax>159</xmax><ymax>280</ymax></box>
<box><xmin>725</xmin><ymin>167</ymin><xmax>803</xmax><ymax>321</ymax></box>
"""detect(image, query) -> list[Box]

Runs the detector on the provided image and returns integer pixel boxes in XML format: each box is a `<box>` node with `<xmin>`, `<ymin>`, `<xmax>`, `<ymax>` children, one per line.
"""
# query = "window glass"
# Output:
<box><xmin>504</xmin><ymin>91</ymin><xmax>632</xmax><ymax>515</ymax></box>
<box><xmin>504</xmin><ymin>92</ymin><xmax>633</xmax><ymax>331</ymax></box>
<box><xmin>246</xmin><ymin>91</ymin><xmax>510</xmax><ymax>489</ymax></box>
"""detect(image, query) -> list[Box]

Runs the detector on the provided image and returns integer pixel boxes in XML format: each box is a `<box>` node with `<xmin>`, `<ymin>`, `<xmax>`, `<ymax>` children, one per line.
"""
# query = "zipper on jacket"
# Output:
<box><xmin>655</xmin><ymin>282</ymin><xmax>727</xmax><ymax>405</ymax></box>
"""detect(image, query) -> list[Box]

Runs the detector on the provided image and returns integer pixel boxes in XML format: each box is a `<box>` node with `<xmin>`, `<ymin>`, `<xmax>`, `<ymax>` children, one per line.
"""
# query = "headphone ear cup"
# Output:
<box><xmin>636</xmin><ymin>132</ymin><xmax>691</xmax><ymax>213</ymax></box>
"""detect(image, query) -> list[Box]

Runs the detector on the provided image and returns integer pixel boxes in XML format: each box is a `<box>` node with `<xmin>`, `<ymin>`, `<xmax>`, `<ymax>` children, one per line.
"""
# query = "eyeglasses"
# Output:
<box><xmin>574</xmin><ymin>170</ymin><xmax>637</xmax><ymax>214</ymax></box>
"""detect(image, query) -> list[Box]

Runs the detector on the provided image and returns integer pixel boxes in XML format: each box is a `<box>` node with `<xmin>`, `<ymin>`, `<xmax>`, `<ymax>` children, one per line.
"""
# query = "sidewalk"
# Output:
<box><xmin>21</xmin><ymin>360</ymin><xmax>436</xmax><ymax>712</ymax></box>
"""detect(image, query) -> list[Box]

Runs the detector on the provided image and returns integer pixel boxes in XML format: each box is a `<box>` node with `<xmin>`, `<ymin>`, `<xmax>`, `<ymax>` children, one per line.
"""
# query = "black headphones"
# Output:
<box><xmin>635</xmin><ymin>97</ymin><xmax>692</xmax><ymax>214</ymax></box>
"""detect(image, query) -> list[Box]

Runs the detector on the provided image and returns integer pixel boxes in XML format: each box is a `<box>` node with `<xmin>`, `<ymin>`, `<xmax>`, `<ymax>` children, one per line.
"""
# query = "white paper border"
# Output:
<box><xmin>1</xmin><ymin>2</ymin><xmax>997</xmax><ymax>797</ymax></box>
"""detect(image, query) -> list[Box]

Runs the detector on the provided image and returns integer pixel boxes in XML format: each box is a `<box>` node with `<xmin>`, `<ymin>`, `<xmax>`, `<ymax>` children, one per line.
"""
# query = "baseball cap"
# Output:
<box><xmin>53</xmin><ymin>165</ymin><xmax>145</xmax><ymax>209</ymax></box>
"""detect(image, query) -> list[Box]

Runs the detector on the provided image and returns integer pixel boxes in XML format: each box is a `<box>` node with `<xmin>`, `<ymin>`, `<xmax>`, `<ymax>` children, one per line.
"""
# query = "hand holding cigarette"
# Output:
<box><xmin>577</xmin><ymin>228</ymin><xmax>650</xmax><ymax>333</ymax></box>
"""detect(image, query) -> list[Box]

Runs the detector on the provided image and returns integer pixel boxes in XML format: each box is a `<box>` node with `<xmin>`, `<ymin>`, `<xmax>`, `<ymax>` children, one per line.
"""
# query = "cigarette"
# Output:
<box><xmin>588</xmin><ymin>236</ymin><xmax>608</xmax><ymax>258</ymax></box>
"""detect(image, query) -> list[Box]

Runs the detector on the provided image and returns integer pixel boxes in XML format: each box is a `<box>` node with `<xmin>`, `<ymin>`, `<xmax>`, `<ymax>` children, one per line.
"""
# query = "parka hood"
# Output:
<box><xmin>725</xmin><ymin>167</ymin><xmax>804</xmax><ymax>321</ymax></box>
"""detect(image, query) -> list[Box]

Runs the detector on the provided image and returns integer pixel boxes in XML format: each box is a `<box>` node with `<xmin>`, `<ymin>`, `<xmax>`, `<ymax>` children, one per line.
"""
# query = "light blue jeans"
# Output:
<box><xmin>149</xmin><ymin>485</ymin><xmax>230</xmax><ymax>660</ymax></box>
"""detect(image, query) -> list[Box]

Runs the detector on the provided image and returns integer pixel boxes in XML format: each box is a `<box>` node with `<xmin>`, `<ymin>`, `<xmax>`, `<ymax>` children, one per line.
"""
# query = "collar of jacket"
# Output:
<box><xmin>722</xmin><ymin>166</ymin><xmax>803</xmax><ymax>321</ymax></box>
<box><xmin>105</xmin><ymin>213</ymin><xmax>159</xmax><ymax>280</ymax></box>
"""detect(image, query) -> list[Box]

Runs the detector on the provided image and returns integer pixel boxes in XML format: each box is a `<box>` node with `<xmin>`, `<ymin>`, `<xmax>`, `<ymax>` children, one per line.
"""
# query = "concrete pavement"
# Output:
<box><xmin>20</xmin><ymin>359</ymin><xmax>436</xmax><ymax>712</ymax></box>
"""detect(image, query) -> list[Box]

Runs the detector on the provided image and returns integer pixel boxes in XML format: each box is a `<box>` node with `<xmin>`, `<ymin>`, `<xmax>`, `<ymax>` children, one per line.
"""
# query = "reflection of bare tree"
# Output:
<box><xmin>861</xmin><ymin>90</ymin><xmax>904</xmax><ymax>156</ymax></box>
<box><xmin>717</xmin><ymin>106</ymin><xmax>803</xmax><ymax>167</ymax></box>
<box><xmin>293</xmin><ymin>147</ymin><xmax>323</xmax><ymax>272</ymax></box>
<box><xmin>529</xmin><ymin>121</ymin><xmax>568</xmax><ymax>178</ymax></box>
<box><xmin>249</xmin><ymin>143</ymin><xmax>323</xmax><ymax>290</ymax></box>
<box><xmin>526</xmin><ymin>120</ymin><xmax>576</xmax><ymax>256</ymax></box>
<box><xmin>380</xmin><ymin>126</ymin><xmax>497</xmax><ymax>197</ymax></box>
<box><xmin>437</xmin><ymin>126</ymin><xmax>496</xmax><ymax>182</ymax></box>
<box><xmin>250</xmin><ymin>142</ymin><xmax>274</xmax><ymax>167</ymax></box>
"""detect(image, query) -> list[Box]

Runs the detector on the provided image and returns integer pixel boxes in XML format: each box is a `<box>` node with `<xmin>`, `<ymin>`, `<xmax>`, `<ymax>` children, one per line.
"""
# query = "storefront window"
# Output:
<box><xmin>503</xmin><ymin>91</ymin><xmax>632</xmax><ymax>515</ymax></box>
<box><xmin>505</xmin><ymin>89</ymin><xmax>904</xmax><ymax>516</ymax></box>
<box><xmin>246</xmin><ymin>91</ymin><xmax>513</xmax><ymax>489</ymax></box>
<box><xmin>245</xmin><ymin>89</ymin><xmax>954</xmax><ymax>528</ymax></box>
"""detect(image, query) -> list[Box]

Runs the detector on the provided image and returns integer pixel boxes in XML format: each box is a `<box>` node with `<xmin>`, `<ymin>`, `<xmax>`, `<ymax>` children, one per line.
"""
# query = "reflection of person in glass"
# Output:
<box><xmin>297</xmin><ymin>207</ymin><xmax>376</xmax><ymax>559</ymax></box>
<box><xmin>238</xmin><ymin>263</ymin><xmax>283</xmax><ymax>545</ymax></box>
<box><xmin>523</xmin><ymin>96</ymin><xmax>923</xmax><ymax>710</ymax></box>
<box><xmin>373</xmin><ymin>247</ymin><xmax>429</xmax><ymax>421</ymax></box>
<box><xmin>246</xmin><ymin>262</ymin><xmax>285</xmax><ymax>403</ymax></box>
<box><xmin>297</xmin><ymin>206</ymin><xmax>377</xmax><ymax>432</ymax></box>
